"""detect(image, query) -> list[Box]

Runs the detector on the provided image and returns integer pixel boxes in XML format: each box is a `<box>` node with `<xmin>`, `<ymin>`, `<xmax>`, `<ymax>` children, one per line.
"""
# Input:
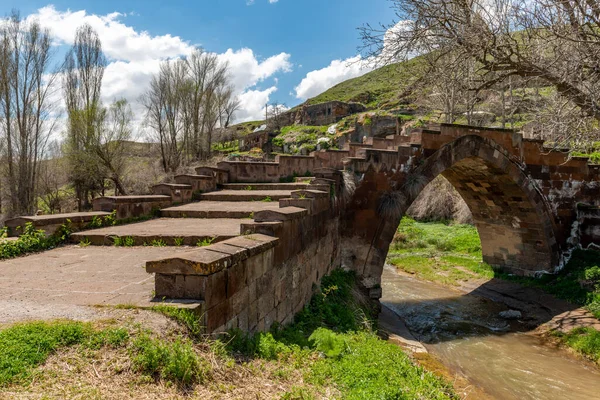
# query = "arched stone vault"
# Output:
<box><xmin>342</xmin><ymin>135</ymin><xmax>560</xmax><ymax>295</ymax></box>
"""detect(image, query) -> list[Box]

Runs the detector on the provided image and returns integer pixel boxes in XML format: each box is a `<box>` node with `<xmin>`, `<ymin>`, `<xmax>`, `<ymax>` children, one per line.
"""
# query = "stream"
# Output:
<box><xmin>380</xmin><ymin>264</ymin><xmax>600</xmax><ymax>400</ymax></box>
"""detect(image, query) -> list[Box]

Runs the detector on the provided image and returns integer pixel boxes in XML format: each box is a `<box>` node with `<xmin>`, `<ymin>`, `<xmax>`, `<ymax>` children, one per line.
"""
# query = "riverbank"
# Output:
<box><xmin>380</xmin><ymin>264</ymin><xmax>600</xmax><ymax>399</ymax></box>
<box><xmin>0</xmin><ymin>269</ymin><xmax>458</xmax><ymax>399</ymax></box>
<box><xmin>387</xmin><ymin>217</ymin><xmax>600</xmax><ymax>364</ymax></box>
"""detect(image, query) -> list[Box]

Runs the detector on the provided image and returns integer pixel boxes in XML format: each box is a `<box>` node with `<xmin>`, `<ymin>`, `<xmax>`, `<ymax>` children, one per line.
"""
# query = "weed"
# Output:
<box><xmin>245</xmin><ymin>185</ymin><xmax>254</xmax><ymax>191</ymax></box>
<box><xmin>103</xmin><ymin>211</ymin><xmax>117</xmax><ymax>226</ymax></box>
<box><xmin>113</xmin><ymin>236</ymin><xmax>135</xmax><ymax>247</ymax></box>
<box><xmin>173</xmin><ymin>237</ymin><xmax>185</xmax><ymax>247</ymax></box>
<box><xmin>132</xmin><ymin>334</ymin><xmax>209</xmax><ymax>385</ymax></box>
<box><xmin>197</xmin><ymin>237</ymin><xmax>216</xmax><ymax>247</ymax></box>
<box><xmin>262</xmin><ymin>196</ymin><xmax>273</xmax><ymax>202</ymax></box>
<box><xmin>309</xmin><ymin>328</ymin><xmax>347</xmax><ymax>359</ymax></box>
<box><xmin>150</xmin><ymin>239</ymin><xmax>167</xmax><ymax>247</ymax></box>
<box><xmin>150</xmin><ymin>305</ymin><xmax>203</xmax><ymax>338</ymax></box>
<box><xmin>79</xmin><ymin>237</ymin><xmax>91</xmax><ymax>247</ymax></box>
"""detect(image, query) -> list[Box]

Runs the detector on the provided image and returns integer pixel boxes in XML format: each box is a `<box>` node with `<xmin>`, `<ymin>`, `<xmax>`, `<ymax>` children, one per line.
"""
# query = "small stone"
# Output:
<box><xmin>499</xmin><ymin>310</ymin><xmax>522</xmax><ymax>320</ymax></box>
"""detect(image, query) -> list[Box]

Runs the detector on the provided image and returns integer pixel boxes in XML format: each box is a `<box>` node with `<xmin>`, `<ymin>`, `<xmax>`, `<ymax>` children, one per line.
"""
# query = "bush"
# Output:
<box><xmin>309</xmin><ymin>328</ymin><xmax>347</xmax><ymax>359</ymax></box>
<box><xmin>0</xmin><ymin>222</ymin><xmax>72</xmax><ymax>260</ymax></box>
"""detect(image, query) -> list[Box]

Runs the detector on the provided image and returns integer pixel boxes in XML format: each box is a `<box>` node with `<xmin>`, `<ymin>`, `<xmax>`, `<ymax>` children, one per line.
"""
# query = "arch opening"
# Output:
<box><xmin>342</xmin><ymin>135</ymin><xmax>560</xmax><ymax>295</ymax></box>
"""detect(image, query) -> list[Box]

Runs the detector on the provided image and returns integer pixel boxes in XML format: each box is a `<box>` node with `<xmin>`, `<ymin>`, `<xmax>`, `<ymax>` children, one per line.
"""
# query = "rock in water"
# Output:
<box><xmin>499</xmin><ymin>310</ymin><xmax>522</xmax><ymax>320</ymax></box>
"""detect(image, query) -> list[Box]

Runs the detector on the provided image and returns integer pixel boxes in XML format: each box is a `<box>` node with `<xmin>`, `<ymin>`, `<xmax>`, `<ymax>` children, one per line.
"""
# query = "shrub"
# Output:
<box><xmin>0</xmin><ymin>222</ymin><xmax>72</xmax><ymax>260</ymax></box>
<box><xmin>309</xmin><ymin>328</ymin><xmax>347</xmax><ymax>359</ymax></box>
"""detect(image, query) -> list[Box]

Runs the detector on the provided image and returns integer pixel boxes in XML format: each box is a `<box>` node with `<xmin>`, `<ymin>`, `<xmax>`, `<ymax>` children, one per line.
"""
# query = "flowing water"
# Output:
<box><xmin>381</xmin><ymin>265</ymin><xmax>600</xmax><ymax>400</ymax></box>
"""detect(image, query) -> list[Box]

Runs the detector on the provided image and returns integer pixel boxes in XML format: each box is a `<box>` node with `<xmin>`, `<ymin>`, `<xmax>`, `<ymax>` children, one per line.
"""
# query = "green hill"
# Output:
<box><xmin>305</xmin><ymin>56</ymin><xmax>426</xmax><ymax>110</ymax></box>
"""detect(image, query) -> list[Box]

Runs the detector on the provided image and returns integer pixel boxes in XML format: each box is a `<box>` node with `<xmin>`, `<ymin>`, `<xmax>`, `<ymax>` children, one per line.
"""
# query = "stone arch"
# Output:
<box><xmin>343</xmin><ymin>134</ymin><xmax>560</xmax><ymax>295</ymax></box>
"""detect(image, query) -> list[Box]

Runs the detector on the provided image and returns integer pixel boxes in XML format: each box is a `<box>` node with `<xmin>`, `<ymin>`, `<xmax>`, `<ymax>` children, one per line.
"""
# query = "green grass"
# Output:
<box><xmin>150</xmin><ymin>305</ymin><xmax>203</xmax><ymax>338</ymax></box>
<box><xmin>553</xmin><ymin>327</ymin><xmax>600</xmax><ymax>364</ymax></box>
<box><xmin>309</xmin><ymin>331</ymin><xmax>455</xmax><ymax>399</ymax></box>
<box><xmin>388</xmin><ymin>217</ymin><xmax>491</xmax><ymax>286</ymax></box>
<box><xmin>272</xmin><ymin>125</ymin><xmax>332</xmax><ymax>153</ymax></box>
<box><xmin>132</xmin><ymin>334</ymin><xmax>209</xmax><ymax>386</ymax></box>
<box><xmin>498</xmin><ymin>249</ymin><xmax>600</xmax><ymax>319</ymax></box>
<box><xmin>225</xmin><ymin>269</ymin><xmax>457</xmax><ymax>399</ymax></box>
<box><xmin>0</xmin><ymin>321</ymin><xmax>128</xmax><ymax>386</ymax></box>
<box><xmin>306</xmin><ymin>56</ymin><xmax>427</xmax><ymax>109</ymax></box>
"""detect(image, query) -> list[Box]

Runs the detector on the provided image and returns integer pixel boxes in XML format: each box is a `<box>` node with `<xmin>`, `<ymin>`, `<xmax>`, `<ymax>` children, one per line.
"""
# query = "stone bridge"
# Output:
<box><xmin>4</xmin><ymin>124</ymin><xmax>600</xmax><ymax>333</ymax></box>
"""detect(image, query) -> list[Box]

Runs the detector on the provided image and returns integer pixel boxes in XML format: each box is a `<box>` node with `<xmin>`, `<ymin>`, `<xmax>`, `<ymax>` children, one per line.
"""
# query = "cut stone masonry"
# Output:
<box><xmin>4</xmin><ymin>124</ymin><xmax>600</xmax><ymax>334</ymax></box>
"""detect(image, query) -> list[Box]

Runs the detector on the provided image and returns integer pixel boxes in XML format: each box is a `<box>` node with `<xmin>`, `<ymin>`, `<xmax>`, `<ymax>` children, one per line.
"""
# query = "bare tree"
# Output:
<box><xmin>266</xmin><ymin>102</ymin><xmax>288</xmax><ymax>131</ymax></box>
<box><xmin>141</xmin><ymin>60</ymin><xmax>187</xmax><ymax>172</ymax></box>
<box><xmin>142</xmin><ymin>49</ymin><xmax>238</xmax><ymax>170</ymax></box>
<box><xmin>362</xmin><ymin>0</ymin><xmax>600</xmax><ymax>142</ymax></box>
<box><xmin>63</xmin><ymin>23</ymin><xmax>107</xmax><ymax>210</ymax></box>
<box><xmin>0</xmin><ymin>13</ymin><xmax>57</xmax><ymax>216</ymax></box>
<box><xmin>90</xmin><ymin>99</ymin><xmax>134</xmax><ymax>195</ymax></box>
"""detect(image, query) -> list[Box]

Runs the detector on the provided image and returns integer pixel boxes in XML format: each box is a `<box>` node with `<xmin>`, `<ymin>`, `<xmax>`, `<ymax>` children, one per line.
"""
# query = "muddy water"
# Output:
<box><xmin>381</xmin><ymin>265</ymin><xmax>600</xmax><ymax>400</ymax></box>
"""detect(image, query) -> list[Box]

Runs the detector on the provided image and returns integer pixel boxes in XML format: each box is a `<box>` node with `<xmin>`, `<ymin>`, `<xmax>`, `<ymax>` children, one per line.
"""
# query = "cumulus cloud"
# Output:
<box><xmin>22</xmin><ymin>6</ymin><xmax>291</xmax><ymax>127</ymax></box>
<box><xmin>218</xmin><ymin>49</ymin><xmax>292</xmax><ymax>92</ymax></box>
<box><xmin>28</xmin><ymin>6</ymin><xmax>194</xmax><ymax>62</ymax></box>
<box><xmin>236</xmin><ymin>87</ymin><xmax>278</xmax><ymax>122</ymax></box>
<box><xmin>294</xmin><ymin>56</ymin><xmax>374</xmax><ymax>100</ymax></box>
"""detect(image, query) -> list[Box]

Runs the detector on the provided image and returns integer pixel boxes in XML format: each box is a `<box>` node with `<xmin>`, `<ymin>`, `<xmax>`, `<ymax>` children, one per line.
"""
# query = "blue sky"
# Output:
<box><xmin>1</xmin><ymin>0</ymin><xmax>394</xmax><ymax>124</ymax></box>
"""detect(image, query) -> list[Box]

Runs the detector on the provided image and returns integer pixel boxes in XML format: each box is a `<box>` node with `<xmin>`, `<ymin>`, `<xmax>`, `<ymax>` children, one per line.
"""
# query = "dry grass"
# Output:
<box><xmin>0</xmin><ymin>309</ymin><xmax>331</xmax><ymax>400</ymax></box>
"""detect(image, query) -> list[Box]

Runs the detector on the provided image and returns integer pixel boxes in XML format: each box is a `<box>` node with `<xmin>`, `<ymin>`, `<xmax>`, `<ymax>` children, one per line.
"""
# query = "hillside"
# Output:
<box><xmin>305</xmin><ymin>57</ymin><xmax>426</xmax><ymax>110</ymax></box>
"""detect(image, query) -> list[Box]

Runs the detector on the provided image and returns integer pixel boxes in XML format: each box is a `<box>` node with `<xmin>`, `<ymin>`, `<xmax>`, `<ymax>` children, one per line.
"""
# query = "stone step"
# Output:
<box><xmin>161</xmin><ymin>201</ymin><xmax>281</xmax><ymax>219</ymax></box>
<box><xmin>194</xmin><ymin>166</ymin><xmax>229</xmax><ymax>185</ymax></box>
<box><xmin>71</xmin><ymin>218</ymin><xmax>243</xmax><ymax>246</ymax></box>
<box><xmin>221</xmin><ymin>182</ymin><xmax>311</xmax><ymax>191</ymax></box>
<box><xmin>152</xmin><ymin>183</ymin><xmax>193</xmax><ymax>203</ymax></box>
<box><xmin>198</xmin><ymin>190</ymin><xmax>295</xmax><ymax>202</ymax></box>
<box><xmin>93</xmin><ymin>195</ymin><xmax>172</xmax><ymax>220</ymax></box>
<box><xmin>5</xmin><ymin>211</ymin><xmax>112</xmax><ymax>237</ymax></box>
<box><xmin>174</xmin><ymin>174</ymin><xmax>217</xmax><ymax>193</ymax></box>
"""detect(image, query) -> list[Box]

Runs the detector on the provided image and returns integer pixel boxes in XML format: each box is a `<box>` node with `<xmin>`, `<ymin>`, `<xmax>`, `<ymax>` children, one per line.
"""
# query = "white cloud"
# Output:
<box><xmin>218</xmin><ymin>48</ymin><xmax>292</xmax><ymax>92</ymax></box>
<box><xmin>236</xmin><ymin>87</ymin><xmax>278</xmax><ymax>122</ymax></box>
<box><xmin>294</xmin><ymin>55</ymin><xmax>374</xmax><ymax>100</ymax></box>
<box><xmin>247</xmin><ymin>0</ymin><xmax>280</xmax><ymax>5</ymax></box>
<box><xmin>20</xmin><ymin>6</ymin><xmax>292</xmax><ymax>130</ymax></box>
<box><xmin>28</xmin><ymin>6</ymin><xmax>194</xmax><ymax>63</ymax></box>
